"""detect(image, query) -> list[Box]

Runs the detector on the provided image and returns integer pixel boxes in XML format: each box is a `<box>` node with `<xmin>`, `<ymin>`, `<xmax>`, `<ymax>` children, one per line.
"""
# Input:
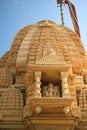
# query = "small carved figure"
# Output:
<box><xmin>47</xmin><ymin>83</ymin><xmax>54</xmax><ymax>97</ymax></box>
<box><xmin>53</xmin><ymin>86</ymin><xmax>59</xmax><ymax>97</ymax></box>
<box><xmin>42</xmin><ymin>83</ymin><xmax>60</xmax><ymax>97</ymax></box>
<box><xmin>53</xmin><ymin>86</ymin><xmax>58</xmax><ymax>97</ymax></box>
<box><xmin>42</xmin><ymin>85</ymin><xmax>48</xmax><ymax>97</ymax></box>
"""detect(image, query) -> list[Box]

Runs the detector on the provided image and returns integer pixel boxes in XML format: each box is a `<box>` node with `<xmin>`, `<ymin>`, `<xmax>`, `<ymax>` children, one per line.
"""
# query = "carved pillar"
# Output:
<box><xmin>35</xmin><ymin>71</ymin><xmax>41</xmax><ymax>97</ymax></box>
<box><xmin>61</xmin><ymin>71</ymin><xmax>70</xmax><ymax>98</ymax></box>
<box><xmin>68</xmin><ymin>75</ymin><xmax>81</xmax><ymax>119</ymax></box>
<box><xmin>68</xmin><ymin>75</ymin><xmax>76</xmax><ymax>99</ymax></box>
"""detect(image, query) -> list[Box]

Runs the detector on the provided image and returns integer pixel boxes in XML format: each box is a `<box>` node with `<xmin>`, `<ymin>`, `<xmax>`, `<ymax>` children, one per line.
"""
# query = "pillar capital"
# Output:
<box><xmin>35</xmin><ymin>71</ymin><xmax>41</xmax><ymax>78</ymax></box>
<box><xmin>61</xmin><ymin>71</ymin><xmax>68</xmax><ymax>79</ymax></box>
<box><xmin>61</xmin><ymin>71</ymin><xmax>70</xmax><ymax>98</ymax></box>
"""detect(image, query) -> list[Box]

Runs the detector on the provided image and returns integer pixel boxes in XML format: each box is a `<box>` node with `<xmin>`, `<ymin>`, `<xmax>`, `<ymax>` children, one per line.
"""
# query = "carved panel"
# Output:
<box><xmin>36</xmin><ymin>51</ymin><xmax>66</xmax><ymax>65</ymax></box>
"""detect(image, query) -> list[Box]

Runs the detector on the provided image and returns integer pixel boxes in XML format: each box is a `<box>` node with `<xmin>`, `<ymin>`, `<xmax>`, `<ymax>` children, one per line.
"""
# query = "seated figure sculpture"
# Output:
<box><xmin>46</xmin><ymin>83</ymin><xmax>54</xmax><ymax>97</ymax></box>
<box><xmin>54</xmin><ymin>86</ymin><xmax>60</xmax><ymax>97</ymax></box>
<box><xmin>42</xmin><ymin>83</ymin><xmax>60</xmax><ymax>97</ymax></box>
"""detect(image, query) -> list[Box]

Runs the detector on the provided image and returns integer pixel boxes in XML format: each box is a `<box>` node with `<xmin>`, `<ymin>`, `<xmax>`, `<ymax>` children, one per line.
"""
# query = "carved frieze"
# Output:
<box><xmin>36</xmin><ymin>49</ymin><xmax>66</xmax><ymax>65</ymax></box>
<box><xmin>28</xmin><ymin>97</ymin><xmax>74</xmax><ymax>115</ymax></box>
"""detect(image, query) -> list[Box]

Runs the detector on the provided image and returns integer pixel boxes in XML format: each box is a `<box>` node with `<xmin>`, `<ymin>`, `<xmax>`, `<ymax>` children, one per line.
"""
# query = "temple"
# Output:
<box><xmin>0</xmin><ymin>3</ymin><xmax>87</xmax><ymax>130</ymax></box>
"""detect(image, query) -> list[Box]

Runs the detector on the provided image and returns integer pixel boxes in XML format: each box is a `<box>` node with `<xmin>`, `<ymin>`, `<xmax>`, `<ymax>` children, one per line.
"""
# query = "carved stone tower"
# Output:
<box><xmin>0</xmin><ymin>20</ymin><xmax>87</xmax><ymax>130</ymax></box>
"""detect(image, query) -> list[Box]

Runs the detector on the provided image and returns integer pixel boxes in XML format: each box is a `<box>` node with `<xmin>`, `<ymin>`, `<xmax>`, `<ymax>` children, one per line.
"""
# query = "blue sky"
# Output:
<box><xmin>0</xmin><ymin>0</ymin><xmax>87</xmax><ymax>57</ymax></box>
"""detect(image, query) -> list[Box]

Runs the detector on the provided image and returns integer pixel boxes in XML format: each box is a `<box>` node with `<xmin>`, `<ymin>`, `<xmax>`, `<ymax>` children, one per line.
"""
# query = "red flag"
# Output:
<box><xmin>65</xmin><ymin>0</ymin><xmax>81</xmax><ymax>38</ymax></box>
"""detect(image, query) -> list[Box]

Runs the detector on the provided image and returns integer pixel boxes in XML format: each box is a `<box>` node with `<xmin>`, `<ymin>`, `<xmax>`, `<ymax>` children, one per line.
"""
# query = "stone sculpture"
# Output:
<box><xmin>42</xmin><ymin>83</ymin><xmax>60</xmax><ymax>97</ymax></box>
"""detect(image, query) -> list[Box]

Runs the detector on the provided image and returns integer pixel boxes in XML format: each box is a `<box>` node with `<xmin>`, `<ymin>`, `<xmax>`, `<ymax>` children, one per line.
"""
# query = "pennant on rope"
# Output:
<box><xmin>65</xmin><ymin>0</ymin><xmax>81</xmax><ymax>37</ymax></box>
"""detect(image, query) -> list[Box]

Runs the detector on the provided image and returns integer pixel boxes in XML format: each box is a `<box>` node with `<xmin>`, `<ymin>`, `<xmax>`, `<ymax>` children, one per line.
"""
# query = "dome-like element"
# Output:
<box><xmin>7</xmin><ymin>25</ymin><xmax>35</xmax><ymax>66</ymax></box>
<box><xmin>8</xmin><ymin>20</ymin><xmax>86</xmax><ymax>73</ymax></box>
<box><xmin>0</xmin><ymin>67</ymin><xmax>11</xmax><ymax>88</ymax></box>
<box><xmin>79</xmin><ymin>88</ymin><xmax>87</xmax><ymax>110</ymax></box>
<box><xmin>0</xmin><ymin>85</ymin><xmax>23</xmax><ymax>110</ymax></box>
<box><xmin>0</xmin><ymin>51</ymin><xmax>9</xmax><ymax>68</ymax></box>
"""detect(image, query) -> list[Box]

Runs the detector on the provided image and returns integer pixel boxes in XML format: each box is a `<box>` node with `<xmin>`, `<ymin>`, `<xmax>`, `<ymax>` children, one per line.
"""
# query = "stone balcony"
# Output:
<box><xmin>29</xmin><ymin>97</ymin><xmax>74</xmax><ymax>114</ymax></box>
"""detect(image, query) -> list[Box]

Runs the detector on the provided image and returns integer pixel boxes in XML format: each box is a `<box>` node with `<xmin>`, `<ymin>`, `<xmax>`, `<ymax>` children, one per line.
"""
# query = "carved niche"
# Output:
<box><xmin>41</xmin><ymin>83</ymin><xmax>60</xmax><ymax>97</ymax></box>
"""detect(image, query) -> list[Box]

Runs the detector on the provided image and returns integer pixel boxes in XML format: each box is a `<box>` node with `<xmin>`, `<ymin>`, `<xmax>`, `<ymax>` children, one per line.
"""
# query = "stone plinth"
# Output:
<box><xmin>28</xmin><ymin>97</ymin><xmax>74</xmax><ymax>114</ymax></box>
<box><xmin>25</xmin><ymin>116</ymin><xmax>75</xmax><ymax>130</ymax></box>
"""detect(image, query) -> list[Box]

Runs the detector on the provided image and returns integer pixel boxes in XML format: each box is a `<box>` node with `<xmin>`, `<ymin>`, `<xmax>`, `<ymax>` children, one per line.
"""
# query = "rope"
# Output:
<box><xmin>58</xmin><ymin>2</ymin><xmax>64</xmax><ymax>25</ymax></box>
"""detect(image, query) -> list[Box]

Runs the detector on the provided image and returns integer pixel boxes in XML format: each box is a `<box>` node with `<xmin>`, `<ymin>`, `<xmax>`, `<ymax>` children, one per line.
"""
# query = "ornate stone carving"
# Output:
<box><xmin>42</xmin><ymin>83</ymin><xmax>60</xmax><ymax>97</ymax></box>
<box><xmin>26</xmin><ymin>80</ymin><xmax>35</xmax><ymax>98</ymax></box>
<box><xmin>29</xmin><ymin>97</ymin><xmax>74</xmax><ymax>113</ymax></box>
<box><xmin>63</xmin><ymin>106</ymin><xmax>70</xmax><ymax>114</ymax></box>
<box><xmin>36</xmin><ymin>49</ymin><xmax>66</xmax><ymax>65</ymax></box>
<box><xmin>35</xmin><ymin>71</ymin><xmax>42</xmax><ymax>97</ymax></box>
<box><xmin>61</xmin><ymin>71</ymin><xmax>70</xmax><ymax>98</ymax></box>
<box><xmin>1</xmin><ymin>20</ymin><xmax>87</xmax><ymax>130</ymax></box>
<box><xmin>35</xmin><ymin>106</ymin><xmax>42</xmax><ymax>114</ymax></box>
<box><xmin>68</xmin><ymin>76</ymin><xmax>75</xmax><ymax>86</ymax></box>
<box><xmin>23</xmin><ymin>106</ymin><xmax>33</xmax><ymax>118</ymax></box>
<box><xmin>68</xmin><ymin>75</ymin><xmax>76</xmax><ymax>99</ymax></box>
<box><xmin>71</xmin><ymin>105</ymin><xmax>81</xmax><ymax>119</ymax></box>
<box><xmin>54</xmin><ymin>85</ymin><xmax>60</xmax><ymax>97</ymax></box>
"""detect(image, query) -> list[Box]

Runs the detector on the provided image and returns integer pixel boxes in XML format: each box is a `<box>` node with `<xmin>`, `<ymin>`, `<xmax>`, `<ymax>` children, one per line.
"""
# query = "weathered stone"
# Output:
<box><xmin>0</xmin><ymin>20</ymin><xmax>87</xmax><ymax>130</ymax></box>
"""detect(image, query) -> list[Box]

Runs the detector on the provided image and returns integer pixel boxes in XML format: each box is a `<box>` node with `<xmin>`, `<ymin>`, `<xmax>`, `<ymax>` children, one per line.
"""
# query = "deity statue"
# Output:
<box><xmin>53</xmin><ymin>86</ymin><xmax>60</xmax><ymax>97</ymax></box>
<box><xmin>47</xmin><ymin>83</ymin><xmax>54</xmax><ymax>97</ymax></box>
<box><xmin>42</xmin><ymin>83</ymin><xmax>60</xmax><ymax>97</ymax></box>
<box><xmin>42</xmin><ymin>85</ymin><xmax>48</xmax><ymax>97</ymax></box>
